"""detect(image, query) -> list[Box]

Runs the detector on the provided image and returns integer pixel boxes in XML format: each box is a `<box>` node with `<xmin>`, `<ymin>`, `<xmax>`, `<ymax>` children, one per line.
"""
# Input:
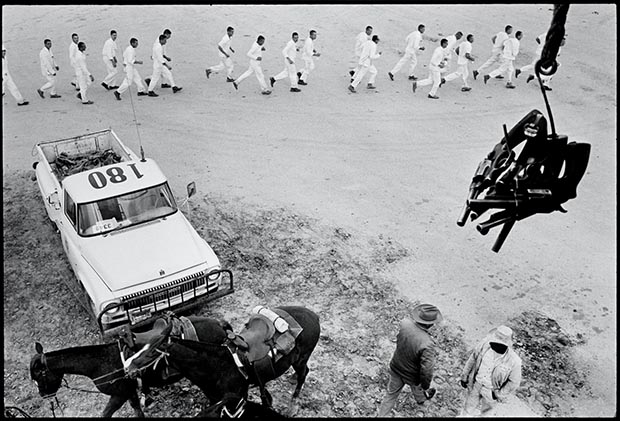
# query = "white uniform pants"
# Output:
<box><xmin>350</xmin><ymin>63</ymin><xmax>377</xmax><ymax>88</ymax></box>
<box><xmin>148</xmin><ymin>64</ymin><xmax>175</xmax><ymax>91</ymax></box>
<box><xmin>417</xmin><ymin>66</ymin><xmax>441</xmax><ymax>96</ymax></box>
<box><xmin>118</xmin><ymin>65</ymin><xmax>146</xmax><ymax>94</ymax></box>
<box><xmin>71</xmin><ymin>64</ymin><xmax>78</xmax><ymax>86</ymax></box>
<box><xmin>209</xmin><ymin>55</ymin><xmax>234</xmax><ymax>78</ymax></box>
<box><xmin>235</xmin><ymin>59</ymin><xmax>268</xmax><ymax>91</ymax></box>
<box><xmin>273</xmin><ymin>60</ymin><xmax>298</xmax><ymax>88</ymax></box>
<box><xmin>3</xmin><ymin>72</ymin><xmax>24</xmax><ymax>102</ymax></box>
<box><xmin>76</xmin><ymin>71</ymin><xmax>92</xmax><ymax>102</ymax></box>
<box><xmin>300</xmin><ymin>56</ymin><xmax>315</xmax><ymax>82</ymax></box>
<box><xmin>390</xmin><ymin>50</ymin><xmax>418</xmax><ymax>76</ymax></box>
<box><xmin>489</xmin><ymin>58</ymin><xmax>515</xmax><ymax>83</ymax></box>
<box><xmin>40</xmin><ymin>74</ymin><xmax>57</xmax><ymax>95</ymax></box>
<box><xmin>445</xmin><ymin>62</ymin><xmax>470</xmax><ymax>87</ymax></box>
<box><xmin>477</xmin><ymin>51</ymin><xmax>502</xmax><ymax>74</ymax></box>
<box><xmin>102</xmin><ymin>57</ymin><xmax>120</xmax><ymax>86</ymax></box>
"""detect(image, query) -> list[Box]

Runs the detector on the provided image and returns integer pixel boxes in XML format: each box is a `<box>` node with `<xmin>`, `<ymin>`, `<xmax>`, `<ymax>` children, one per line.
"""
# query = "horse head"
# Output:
<box><xmin>123</xmin><ymin>322</ymin><xmax>174</xmax><ymax>379</ymax></box>
<box><xmin>30</xmin><ymin>342</ymin><xmax>63</xmax><ymax>398</ymax></box>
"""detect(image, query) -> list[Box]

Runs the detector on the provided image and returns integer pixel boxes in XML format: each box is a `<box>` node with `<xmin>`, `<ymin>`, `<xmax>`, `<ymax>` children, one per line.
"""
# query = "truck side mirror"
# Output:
<box><xmin>187</xmin><ymin>182</ymin><xmax>196</xmax><ymax>198</ymax></box>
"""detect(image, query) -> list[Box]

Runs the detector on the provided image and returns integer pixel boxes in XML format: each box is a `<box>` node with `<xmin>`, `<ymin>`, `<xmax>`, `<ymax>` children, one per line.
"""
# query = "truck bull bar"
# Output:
<box><xmin>96</xmin><ymin>269</ymin><xmax>234</xmax><ymax>340</ymax></box>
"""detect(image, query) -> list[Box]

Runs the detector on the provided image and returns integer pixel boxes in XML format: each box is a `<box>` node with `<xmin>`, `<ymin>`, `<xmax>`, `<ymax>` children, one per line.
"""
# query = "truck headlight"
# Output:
<box><xmin>101</xmin><ymin>300</ymin><xmax>123</xmax><ymax>315</ymax></box>
<box><xmin>207</xmin><ymin>270</ymin><xmax>221</xmax><ymax>282</ymax></box>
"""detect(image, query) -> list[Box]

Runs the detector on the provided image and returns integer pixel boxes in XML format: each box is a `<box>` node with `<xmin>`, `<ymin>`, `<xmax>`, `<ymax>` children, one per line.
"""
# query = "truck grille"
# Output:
<box><xmin>121</xmin><ymin>271</ymin><xmax>217</xmax><ymax>313</ymax></box>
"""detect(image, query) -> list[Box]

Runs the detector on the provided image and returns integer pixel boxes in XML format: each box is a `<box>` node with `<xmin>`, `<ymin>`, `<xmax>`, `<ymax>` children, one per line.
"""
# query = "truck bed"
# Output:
<box><xmin>37</xmin><ymin>129</ymin><xmax>134</xmax><ymax>182</ymax></box>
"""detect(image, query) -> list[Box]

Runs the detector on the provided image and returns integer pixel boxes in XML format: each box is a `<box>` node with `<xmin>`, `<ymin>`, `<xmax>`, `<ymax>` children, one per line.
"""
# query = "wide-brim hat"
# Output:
<box><xmin>412</xmin><ymin>303</ymin><xmax>443</xmax><ymax>325</ymax></box>
<box><xmin>489</xmin><ymin>325</ymin><xmax>513</xmax><ymax>347</ymax></box>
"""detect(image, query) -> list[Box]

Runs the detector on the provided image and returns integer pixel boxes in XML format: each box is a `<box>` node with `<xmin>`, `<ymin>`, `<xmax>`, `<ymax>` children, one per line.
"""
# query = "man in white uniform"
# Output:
<box><xmin>443</xmin><ymin>33</ymin><xmax>475</xmax><ymax>92</ymax></box>
<box><xmin>485</xmin><ymin>30</ymin><xmax>522</xmax><ymax>89</ymax></box>
<box><xmin>270</xmin><ymin>32</ymin><xmax>301</xmax><ymax>92</ymax></box>
<box><xmin>444</xmin><ymin>31</ymin><xmax>464</xmax><ymax>71</ymax></box>
<box><xmin>2</xmin><ymin>44</ymin><xmax>29</xmax><ymax>106</ymax></box>
<box><xmin>473</xmin><ymin>25</ymin><xmax>512</xmax><ymax>80</ymax></box>
<box><xmin>297</xmin><ymin>30</ymin><xmax>320</xmax><ymax>85</ymax></box>
<box><xmin>517</xmin><ymin>32</ymin><xmax>565</xmax><ymax>91</ymax></box>
<box><xmin>348</xmin><ymin>34</ymin><xmax>382</xmax><ymax>93</ymax></box>
<box><xmin>146</xmin><ymin>35</ymin><xmax>181</xmax><ymax>96</ymax></box>
<box><xmin>113</xmin><ymin>38</ymin><xmax>148</xmax><ymax>100</ymax></box>
<box><xmin>232</xmin><ymin>35</ymin><xmax>271</xmax><ymax>95</ymax></box>
<box><xmin>101</xmin><ymin>30</ymin><xmax>120</xmax><ymax>90</ymax></box>
<box><xmin>388</xmin><ymin>24</ymin><xmax>426</xmax><ymax>81</ymax></box>
<box><xmin>350</xmin><ymin>25</ymin><xmax>372</xmax><ymax>80</ymax></box>
<box><xmin>37</xmin><ymin>39</ymin><xmax>61</xmax><ymax>99</ymax></box>
<box><xmin>205</xmin><ymin>26</ymin><xmax>235</xmax><ymax>82</ymax></box>
<box><xmin>412</xmin><ymin>38</ymin><xmax>448</xmax><ymax>99</ymax></box>
<box><xmin>145</xmin><ymin>29</ymin><xmax>173</xmax><ymax>89</ymax></box>
<box><xmin>68</xmin><ymin>33</ymin><xmax>79</xmax><ymax>89</ymax></box>
<box><xmin>74</xmin><ymin>41</ymin><xmax>94</xmax><ymax>104</ymax></box>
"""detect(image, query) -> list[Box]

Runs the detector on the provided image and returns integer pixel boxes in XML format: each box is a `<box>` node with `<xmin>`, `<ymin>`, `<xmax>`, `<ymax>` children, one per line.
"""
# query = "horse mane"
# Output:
<box><xmin>44</xmin><ymin>342</ymin><xmax>117</xmax><ymax>359</ymax></box>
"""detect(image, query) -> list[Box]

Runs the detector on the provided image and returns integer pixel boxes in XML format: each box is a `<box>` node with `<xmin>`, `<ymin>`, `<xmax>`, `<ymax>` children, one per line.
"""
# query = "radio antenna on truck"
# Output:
<box><xmin>127</xmin><ymin>85</ymin><xmax>147</xmax><ymax>162</ymax></box>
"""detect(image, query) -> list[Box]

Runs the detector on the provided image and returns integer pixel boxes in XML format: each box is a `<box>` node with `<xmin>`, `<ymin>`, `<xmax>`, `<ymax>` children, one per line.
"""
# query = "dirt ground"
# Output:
<box><xmin>3</xmin><ymin>4</ymin><xmax>616</xmax><ymax>418</ymax></box>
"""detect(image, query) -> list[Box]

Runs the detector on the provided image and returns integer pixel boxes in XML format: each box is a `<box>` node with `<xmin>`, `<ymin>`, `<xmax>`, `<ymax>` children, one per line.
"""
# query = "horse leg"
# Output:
<box><xmin>259</xmin><ymin>387</ymin><xmax>273</xmax><ymax>408</ymax></box>
<box><xmin>128</xmin><ymin>392</ymin><xmax>146</xmax><ymax>417</ymax></box>
<box><xmin>292</xmin><ymin>364</ymin><xmax>310</xmax><ymax>398</ymax></box>
<box><xmin>102</xmin><ymin>395</ymin><xmax>137</xmax><ymax>418</ymax></box>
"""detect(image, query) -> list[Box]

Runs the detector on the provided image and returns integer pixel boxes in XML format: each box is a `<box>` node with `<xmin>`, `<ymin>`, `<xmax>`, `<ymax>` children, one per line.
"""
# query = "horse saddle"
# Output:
<box><xmin>120</xmin><ymin>314</ymin><xmax>198</xmax><ymax>350</ymax></box>
<box><xmin>228</xmin><ymin>309</ymin><xmax>302</xmax><ymax>366</ymax></box>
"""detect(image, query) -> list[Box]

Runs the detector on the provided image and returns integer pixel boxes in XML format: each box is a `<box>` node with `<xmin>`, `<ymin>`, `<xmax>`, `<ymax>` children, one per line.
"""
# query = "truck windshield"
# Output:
<box><xmin>78</xmin><ymin>183</ymin><xmax>177</xmax><ymax>236</ymax></box>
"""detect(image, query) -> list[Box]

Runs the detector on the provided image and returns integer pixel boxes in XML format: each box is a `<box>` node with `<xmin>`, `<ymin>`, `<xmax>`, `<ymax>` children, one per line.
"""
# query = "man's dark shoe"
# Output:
<box><xmin>473</xmin><ymin>70</ymin><xmax>479</xmax><ymax>80</ymax></box>
<box><xmin>408</xmin><ymin>75</ymin><xmax>418</xmax><ymax>80</ymax></box>
<box><xmin>147</xmin><ymin>91</ymin><xmax>158</xmax><ymax>97</ymax></box>
<box><xmin>144</xmin><ymin>78</ymin><xmax>151</xmax><ymax>86</ymax></box>
<box><xmin>137</xmin><ymin>91</ymin><xmax>147</xmax><ymax>96</ymax></box>
<box><xmin>526</xmin><ymin>75</ymin><xmax>535</xmax><ymax>84</ymax></box>
<box><xmin>114</xmin><ymin>91</ymin><xmax>121</xmax><ymax>100</ymax></box>
<box><xmin>172</xmin><ymin>86</ymin><xmax>182</xmax><ymax>93</ymax></box>
<box><xmin>412</xmin><ymin>81</ymin><xmax>417</xmax><ymax>93</ymax></box>
<box><xmin>270</xmin><ymin>77</ymin><xmax>275</xmax><ymax>87</ymax></box>
<box><xmin>101</xmin><ymin>82</ymin><xmax>110</xmax><ymax>90</ymax></box>
<box><xmin>496</xmin><ymin>75</ymin><xmax>504</xmax><ymax>79</ymax></box>
<box><xmin>290</xmin><ymin>87</ymin><xmax>301</xmax><ymax>92</ymax></box>
<box><xmin>298</xmin><ymin>80</ymin><xmax>307</xmax><ymax>85</ymax></box>
<box><xmin>205</xmin><ymin>69</ymin><xmax>211</xmax><ymax>78</ymax></box>
<box><xmin>17</xmin><ymin>101</ymin><xmax>29</xmax><ymax>106</ymax></box>
<box><xmin>226</xmin><ymin>77</ymin><xmax>235</xmax><ymax>82</ymax></box>
<box><xmin>461</xmin><ymin>86</ymin><xmax>472</xmax><ymax>92</ymax></box>
<box><xmin>543</xmin><ymin>85</ymin><xmax>552</xmax><ymax>91</ymax></box>
<box><xmin>37</xmin><ymin>89</ymin><xmax>45</xmax><ymax>98</ymax></box>
<box><xmin>50</xmin><ymin>94</ymin><xmax>62</xmax><ymax>98</ymax></box>
<box><xmin>483</xmin><ymin>74</ymin><xmax>490</xmax><ymax>84</ymax></box>
<box><xmin>349</xmin><ymin>70</ymin><xmax>355</xmax><ymax>77</ymax></box>
<box><xmin>161</xmin><ymin>83</ymin><xmax>171</xmax><ymax>88</ymax></box>
<box><xmin>515</xmin><ymin>68</ymin><xmax>521</xmax><ymax>78</ymax></box>
<box><xmin>388</xmin><ymin>72</ymin><xmax>394</xmax><ymax>81</ymax></box>
<box><xmin>76</xmin><ymin>93</ymin><xmax>82</xmax><ymax>100</ymax></box>
<box><xmin>427</xmin><ymin>94</ymin><xmax>439</xmax><ymax>99</ymax></box>
<box><xmin>348</xmin><ymin>85</ymin><xmax>356</xmax><ymax>93</ymax></box>
<box><xmin>439</xmin><ymin>77</ymin><xmax>446</xmax><ymax>87</ymax></box>
<box><xmin>232</xmin><ymin>81</ymin><xmax>238</xmax><ymax>90</ymax></box>
<box><xmin>297</xmin><ymin>72</ymin><xmax>302</xmax><ymax>79</ymax></box>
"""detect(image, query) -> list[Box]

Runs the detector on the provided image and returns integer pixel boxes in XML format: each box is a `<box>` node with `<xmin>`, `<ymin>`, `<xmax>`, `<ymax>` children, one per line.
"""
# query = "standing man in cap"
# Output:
<box><xmin>459</xmin><ymin>325</ymin><xmax>522</xmax><ymax>416</ymax></box>
<box><xmin>377</xmin><ymin>303</ymin><xmax>442</xmax><ymax>416</ymax></box>
<box><xmin>270</xmin><ymin>32</ymin><xmax>302</xmax><ymax>92</ymax></box>
<box><xmin>348</xmin><ymin>34</ymin><xmax>382</xmax><ymax>93</ymax></box>
<box><xmin>2</xmin><ymin>44</ymin><xmax>29</xmax><ymax>106</ymax></box>
<box><xmin>205</xmin><ymin>26</ymin><xmax>236</xmax><ymax>82</ymax></box>
<box><xmin>101</xmin><ymin>29</ymin><xmax>120</xmax><ymax>90</ymax></box>
<box><xmin>38</xmin><ymin>39</ymin><xmax>61</xmax><ymax>99</ymax></box>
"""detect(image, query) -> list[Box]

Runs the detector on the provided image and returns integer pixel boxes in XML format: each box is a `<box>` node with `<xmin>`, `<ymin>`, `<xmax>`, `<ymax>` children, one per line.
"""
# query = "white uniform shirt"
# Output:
<box><xmin>502</xmin><ymin>37</ymin><xmax>520</xmax><ymax>60</ymax></box>
<box><xmin>446</xmin><ymin>35</ymin><xmax>461</xmax><ymax>56</ymax></box>
<box><xmin>152</xmin><ymin>42</ymin><xmax>166</xmax><ymax>66</ymax></box>
<box><xmin>123</xmin><ymin>45</ymin><xmax>138</xmax><ymax>67</ymax></box>
<box><xmin>69</xmin><ymin>42</ymin><xmax>78</xmax><ymax>67</ymax></box>
<box><xmin>411</xmin><ymin>30</ymin><xmax>423</xmax><ymax>52</ymax></box>
<box><xmin>457</xmin><ymin>40</ymin><xmax>472</xmax><ymax>65</ymax></box>
<box><xmin>2</xmin><ymin>57</ymin><xmax>9</xmax><ymax>78</ymax></box>
<box><xmin>354</xmin><ymin>31</ymin><xmax>370</xmax><ymax>57</ymax></box>
<box><xmin>102</xmin><ymin>38</ymin><xmax>118</xmax><ymax>61</ymax></box>
<box><xmin>246</xmin><ymin>42</ymin><xmax>263</xmax><ymax>61</ymax></box>
<box><xmin>74</xmin><ymin>50</ymin><xmax>90</xmax><ymax>76</ymax></box>
<box><xmin>492</xmin><ymin>31</ymin><xmax>509</xmax><ymax>54</ymax></box>
<box><xmin>302</xmin><ymin>37</ymin><xmax>314</xmax><ymax>60</ymax></box>
<box><xmin>358</xmin><ymin>40</ymin><xmax>380</xmax><ymax>66</ymax></box>
<box><xmin>153</xmin><ymin>37</ymin><xmax>168</xmax><ymax>58</ymax></box>
<box><xmin>282</xmin><ymin>39</ymin><xmax>297</xmax><ymax>63</ymax></box>
<box><xmin>429</xmin><ymin>45</ymin><xmax>447</xmax><ymax>70</ymax></box>
<box><xmin>40</xmin><ymin>47</ymin><xmax>57</xmax><ymax>76</ymax></box>
<box><xmin>535</xmin><ymin>31</ymin><xmax>547</xmax><ymax>57</ymax></box>
<box><xmin>217</xmin><ymin>33</ymin><xmax>232</xmax><ymax>58</ymax></box>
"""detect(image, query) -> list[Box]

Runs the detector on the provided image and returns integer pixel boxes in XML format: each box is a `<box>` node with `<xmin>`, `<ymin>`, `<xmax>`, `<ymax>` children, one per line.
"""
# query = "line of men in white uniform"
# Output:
<box><xmin>347</xmin><ymin>24</ymin><xmax>566</xmax><ymax>99</ymax></box>
<box><xmin>3</xmin><ymin>24</ymin><xmax>564</xmax><ymax>106</ymax></box>
<box><xmin>204</xmin><ymin>27</ymin><xmax>321</xmax><ymax>95</ymax></box>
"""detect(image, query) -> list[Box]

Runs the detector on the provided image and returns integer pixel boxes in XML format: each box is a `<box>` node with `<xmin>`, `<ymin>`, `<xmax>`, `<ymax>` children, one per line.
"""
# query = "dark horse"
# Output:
<box><xmin>29</xmin><ymin>315</ymin><xmax>231</xmax><ymax>417</ymax></box>
<box><xmin>126</xmin><ymin>306</ymin><xmax>320</xmax><ymax>416</ymax></box>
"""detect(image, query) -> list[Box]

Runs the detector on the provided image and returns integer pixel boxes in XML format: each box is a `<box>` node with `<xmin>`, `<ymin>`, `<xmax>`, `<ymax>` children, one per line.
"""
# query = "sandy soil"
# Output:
<box><xmin>3</xmin><ymin>4</ymin><xmax>616</xmax><ymax>417</ymax></box>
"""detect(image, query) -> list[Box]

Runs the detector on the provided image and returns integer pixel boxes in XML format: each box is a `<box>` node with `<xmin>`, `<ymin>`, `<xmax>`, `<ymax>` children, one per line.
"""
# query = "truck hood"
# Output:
<box><xmin>80</xmin><ymin>213</ymin><xmax>219</xmax><ymax>293</ymax></box>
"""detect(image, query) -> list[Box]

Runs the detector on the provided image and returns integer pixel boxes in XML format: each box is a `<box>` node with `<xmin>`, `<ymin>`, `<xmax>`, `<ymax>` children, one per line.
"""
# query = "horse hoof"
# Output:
<box><xmin>287</xmin><ymin>400</ymin><xmax>300</xmax><ymax>417</ymax></box>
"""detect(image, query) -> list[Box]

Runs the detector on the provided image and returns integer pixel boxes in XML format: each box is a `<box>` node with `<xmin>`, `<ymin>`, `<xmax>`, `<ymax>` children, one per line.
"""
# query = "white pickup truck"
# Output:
<box><xmin>32</xmin><ymin>129</ymin><xmax>233</xmax><ymax>337</ymax></box>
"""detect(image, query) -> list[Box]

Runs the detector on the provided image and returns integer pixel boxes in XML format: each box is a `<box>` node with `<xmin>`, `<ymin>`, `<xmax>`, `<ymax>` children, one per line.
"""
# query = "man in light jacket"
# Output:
<box><xmin>101</xmin><ymin>29</ymin><xmax>120</xmax><ymax>90</ymax></box>
<box><xmin>412</xmin><ymin>37</ymin><xmax>449</xmax><ymax>99</ymax></box>
<box><xmin>75</xmin><ymin>41</ymin><xmax>94</xmax><ymax>104</ymax></box>
<box><xmin>270</xmin><ymin>32</ymin><xmax>301</xmax><ymax>92</ymax></box>
<box><xmin>348</xmin><ymin>34</ymin><xmax>382</xmax><ymax>93</ymax></box>
<box><xmin>38</xmin><ymin>39</ymin><xmax>61</xmax><ymax>98</ymax></box>
<box><xmin>459</xmin><ymin>325</ymin><xmax>522</xmax><ymax>416</ymax></box>
<box><xmin>232</xmin><ymin>35</ymin><xmax>271</xmax><ymax>95</ymax></box>
<box><xmin>485</xmin><ymin>30</ymin><xmax>523</xmax><ymax>89</ymax></box>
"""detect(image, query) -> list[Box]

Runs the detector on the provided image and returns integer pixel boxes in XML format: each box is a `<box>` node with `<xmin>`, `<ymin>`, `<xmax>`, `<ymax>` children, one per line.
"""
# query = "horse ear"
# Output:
<box><xmin>35</xmin><ymin>342</ymin><xmax>43</xmax><ymax>354</ymax></box>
